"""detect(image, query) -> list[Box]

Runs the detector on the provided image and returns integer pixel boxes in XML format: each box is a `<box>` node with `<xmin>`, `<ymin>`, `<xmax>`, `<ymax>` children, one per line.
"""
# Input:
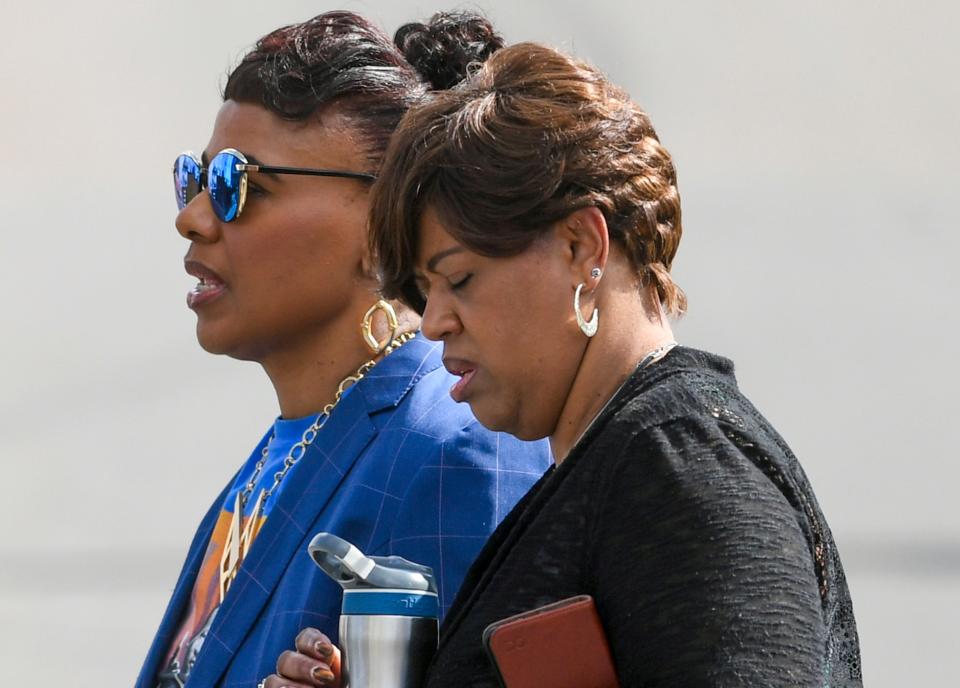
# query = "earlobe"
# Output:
<box><xmin>359</xmin><ymin>244</ymin><xmax>376</xmax><ymax>278</ymax></box>
<box><xmin>357</xmin><ymin>246</ymin><xmax>386</xmax><ymax>294</ymax></box>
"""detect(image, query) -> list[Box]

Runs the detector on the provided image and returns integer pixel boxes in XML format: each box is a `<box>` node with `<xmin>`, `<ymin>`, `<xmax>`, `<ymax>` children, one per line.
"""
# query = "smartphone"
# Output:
<box><xmin>482</xmin><ymin>595</ymin><xmax>619</xmax><ymax>688</ymax></box>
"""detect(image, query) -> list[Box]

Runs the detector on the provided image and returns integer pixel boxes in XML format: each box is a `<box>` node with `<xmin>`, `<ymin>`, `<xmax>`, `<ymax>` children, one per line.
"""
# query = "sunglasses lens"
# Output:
<box><xmin>173</xmin><ymin>154</ymin><xmax>201</xmax><ymax>210</ymax></box>
<box><xmin>208</xmin><ymin>151</ymin><xmax>245</xmax><ymax>222</ymax></box>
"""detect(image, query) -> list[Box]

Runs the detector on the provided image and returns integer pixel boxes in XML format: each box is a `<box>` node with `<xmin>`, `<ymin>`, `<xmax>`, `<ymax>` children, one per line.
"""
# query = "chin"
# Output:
<box><xmin>470</xmin><ymin>399</ymin><xmax>547</xmax><ymax>442</ymax></box>
<box><xmin>195</xmin><ymin>322</ymin><xmax>256</xmax><ymax>361</ymax></box>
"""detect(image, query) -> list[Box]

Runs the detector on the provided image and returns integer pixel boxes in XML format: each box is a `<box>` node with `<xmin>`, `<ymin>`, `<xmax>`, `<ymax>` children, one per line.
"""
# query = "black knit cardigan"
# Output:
<box><xmin>424</xmin><ymin>347</ymin><xmax>862</xmax><ymax>687</ymax></box>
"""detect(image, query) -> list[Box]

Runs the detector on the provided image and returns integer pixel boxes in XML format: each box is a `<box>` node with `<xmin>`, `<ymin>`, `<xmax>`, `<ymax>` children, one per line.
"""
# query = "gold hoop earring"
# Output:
<box><xmin>574</xmin><ymin>283</ymin><xmax>599</xmax><ymax>337</ymax></box>
<box><xmin>361</xmin><ymin>299</ymin><xmax>400</xmax><ymax>353</ymax></box>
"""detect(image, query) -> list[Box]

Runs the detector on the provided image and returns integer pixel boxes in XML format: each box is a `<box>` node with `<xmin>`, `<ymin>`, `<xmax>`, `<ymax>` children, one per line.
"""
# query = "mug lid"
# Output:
<box><xmin>308</xmin><ymin>532</ymin><xmax>437</xmax><ymax>592</ymax></box>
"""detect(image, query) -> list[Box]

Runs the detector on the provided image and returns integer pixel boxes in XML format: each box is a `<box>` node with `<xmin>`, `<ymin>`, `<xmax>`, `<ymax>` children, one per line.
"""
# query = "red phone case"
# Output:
<box><xmin>482</xmin><ymin>595</ymin><xmax>619</xmax><ymax>688</ymax></box>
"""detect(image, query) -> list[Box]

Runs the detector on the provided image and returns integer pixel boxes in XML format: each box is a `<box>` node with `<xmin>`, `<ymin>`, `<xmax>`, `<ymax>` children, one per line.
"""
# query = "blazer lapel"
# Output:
<box><xmin>186</xmin><ymin>334</ymin><xmax>444</xmax><ymax>687</ymax></box>
<box><xmin>136</xmin><ymin>480</ymin><xmax>231</xmax><ymax>688</ymax></box>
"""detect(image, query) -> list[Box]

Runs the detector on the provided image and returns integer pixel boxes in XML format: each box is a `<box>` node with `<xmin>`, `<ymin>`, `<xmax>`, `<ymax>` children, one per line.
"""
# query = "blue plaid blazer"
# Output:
<box><xmin>136</xmin><ymin>334</ymin><xmax>551</xmax><ymax>687</ymax></box>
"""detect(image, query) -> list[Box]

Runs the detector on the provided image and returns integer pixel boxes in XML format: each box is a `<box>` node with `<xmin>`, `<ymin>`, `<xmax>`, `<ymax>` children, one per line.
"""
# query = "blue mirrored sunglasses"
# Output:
<box><xmin>172</xmin><ymin>148</ymin><xmax>376</xmax><ymax>223</ymax></box>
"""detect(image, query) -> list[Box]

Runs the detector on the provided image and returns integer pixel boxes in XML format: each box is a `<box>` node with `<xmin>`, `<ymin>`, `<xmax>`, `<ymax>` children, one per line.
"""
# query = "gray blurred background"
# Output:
<box><xmin>1</xmin><ymin>0</ymin><xmax>956</xmax><ymax>685</ymax></box>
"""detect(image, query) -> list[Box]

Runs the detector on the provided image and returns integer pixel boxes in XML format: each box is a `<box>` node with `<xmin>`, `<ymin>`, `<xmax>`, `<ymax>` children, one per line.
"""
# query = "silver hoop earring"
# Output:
<box><xmin>574</xmin><ymin>283</ymin><xmax>599</xmax><ymax>337</ymax></box>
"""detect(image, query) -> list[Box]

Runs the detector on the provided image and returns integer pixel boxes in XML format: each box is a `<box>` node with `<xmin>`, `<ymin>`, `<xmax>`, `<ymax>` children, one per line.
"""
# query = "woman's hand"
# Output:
<box><xmin>261</xmin><ymin>627</ymin><xmax>341</xmax><ymax>688</ymax></box>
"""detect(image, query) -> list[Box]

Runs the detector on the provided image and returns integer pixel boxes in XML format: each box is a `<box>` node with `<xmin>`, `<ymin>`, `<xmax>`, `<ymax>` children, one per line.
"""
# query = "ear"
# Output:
<box><xmin>355</xmin><ymin>241</ymin><xmax>387</xmax><ymax>303</ymax></box>
<box><xmin>557</xmin><ymin>206</ymin><xmax>609</xmax><ymax>286</ymax></box>
<box><xmin>359</xmin><ymin>238</ymin><xmax>379</xmax><ymax>281</ymax></box>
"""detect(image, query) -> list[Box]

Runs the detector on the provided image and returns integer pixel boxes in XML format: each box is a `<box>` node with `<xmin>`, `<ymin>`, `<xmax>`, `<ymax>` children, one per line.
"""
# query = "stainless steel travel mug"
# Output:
<box><xmin>308</xmin><ymin>532</ymin><xmax>439</xmax><ymax>688</ymax></box>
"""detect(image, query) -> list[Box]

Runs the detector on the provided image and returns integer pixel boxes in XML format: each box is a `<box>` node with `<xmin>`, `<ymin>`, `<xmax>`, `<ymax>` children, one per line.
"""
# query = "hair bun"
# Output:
<box><xmin>394</xmin><ymin>11</ymin><xmax>504</xmax><ymax>90</ymax></box>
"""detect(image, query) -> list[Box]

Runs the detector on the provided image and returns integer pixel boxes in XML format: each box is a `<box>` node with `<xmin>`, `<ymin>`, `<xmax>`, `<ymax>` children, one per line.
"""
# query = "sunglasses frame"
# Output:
<box><xmin>173</xmin><ymin>148</ymin><xmax>377</xmax><ymax>222</ymax></box>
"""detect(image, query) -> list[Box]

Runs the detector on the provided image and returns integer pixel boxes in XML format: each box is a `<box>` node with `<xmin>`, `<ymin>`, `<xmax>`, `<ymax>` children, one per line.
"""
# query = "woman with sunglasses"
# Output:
<box><xmin>270</xmin><ymin>43</ymin><xmax>862</xmax><ymax>687</ymax></box>
<box><xmin>137</xmin><ymin>13</ymin><xmax>550</xmax><ymax>688</ymax></box>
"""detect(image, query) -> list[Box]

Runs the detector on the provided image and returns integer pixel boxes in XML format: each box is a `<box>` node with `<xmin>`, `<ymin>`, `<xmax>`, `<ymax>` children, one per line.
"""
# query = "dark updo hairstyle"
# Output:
<box><xmin>370</xmin><ymin>43</ymin><xmax>686</xmax><ymax>317</ymax></box>
<box><xmin>222</xmin><ymin>10</ymin><xmax>504</xmax><ymax>166</ymax></box>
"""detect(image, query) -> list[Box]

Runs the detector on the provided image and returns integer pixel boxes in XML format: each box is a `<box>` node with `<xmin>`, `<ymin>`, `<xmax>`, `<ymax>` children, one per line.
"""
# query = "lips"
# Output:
<box><xmin>443</xmin><ymin>358</ymin><xmax>478</xmax><ymax>402</ymax></box>
<box><xmin>184</xmin><ymin>259</ymin><xmax>227</xmax><ymax>309</ymax></box>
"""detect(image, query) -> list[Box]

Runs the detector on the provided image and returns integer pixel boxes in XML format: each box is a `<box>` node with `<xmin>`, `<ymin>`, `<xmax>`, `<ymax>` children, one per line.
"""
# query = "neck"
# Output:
<box><xmin>548</xmin><ymin>285</ymin><xmax>674</xmax><ymax>463</ymax></box>
<box><xmin>262</xmin><ymin>334</ymin><xmax>373</xmax><ymax>420</ymax></box>
<box><xmin>260</xmin><ymin>300</ymin><xmax>419</xmax><ymax>419</ymax></box>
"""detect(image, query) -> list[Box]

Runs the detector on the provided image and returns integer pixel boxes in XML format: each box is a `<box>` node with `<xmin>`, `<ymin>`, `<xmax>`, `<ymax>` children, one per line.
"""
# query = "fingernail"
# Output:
<box><xmin>312</xmin><ymin>666</ymin><xmax>335</xmax><ymax>683</ymax></box>
<box><xmin>314</xmin><ymin>641</ymin><xmax>333</xmax><ymax>659</ymax></box>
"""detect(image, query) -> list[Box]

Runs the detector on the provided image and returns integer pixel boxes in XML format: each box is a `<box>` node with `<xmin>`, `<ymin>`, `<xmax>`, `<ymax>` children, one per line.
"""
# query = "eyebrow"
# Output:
<box><xmin>425</xmin><ymin>246</ymin><xmax>466</xmax><ymax>273</ymax></box>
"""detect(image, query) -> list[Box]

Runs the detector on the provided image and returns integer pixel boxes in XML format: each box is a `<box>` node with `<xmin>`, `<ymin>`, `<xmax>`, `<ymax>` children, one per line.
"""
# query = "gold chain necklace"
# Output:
<box><xmin>218</xmin><ymin>332</ymin><xmax>416</xmax><ymax>602</ymax></box>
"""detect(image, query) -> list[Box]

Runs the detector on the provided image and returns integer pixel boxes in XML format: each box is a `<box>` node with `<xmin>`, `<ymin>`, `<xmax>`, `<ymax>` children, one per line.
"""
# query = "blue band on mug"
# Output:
<box><xmin>342</xmin><ymin>590</ymin><xmax>439</xmax><ymax>617</ymax></box>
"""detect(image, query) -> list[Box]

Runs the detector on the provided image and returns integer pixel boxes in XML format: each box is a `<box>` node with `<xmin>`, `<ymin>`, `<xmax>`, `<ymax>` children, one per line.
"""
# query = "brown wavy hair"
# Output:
<box><xmin>369</xmin><ymin>42</ymin><xmax>686</xmax><ymax>316</ymax></box>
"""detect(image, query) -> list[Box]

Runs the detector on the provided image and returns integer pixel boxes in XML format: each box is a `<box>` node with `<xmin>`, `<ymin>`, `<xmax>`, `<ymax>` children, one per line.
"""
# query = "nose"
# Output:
<box><xmin>175</xmin><ymin>192</ymin><xmax>222</xmax><ymax>244</ymax></box>
<box><xmin>419</xmin><ymin>292</ymin><xmax>462</xmax><ymax>342</ymax></box>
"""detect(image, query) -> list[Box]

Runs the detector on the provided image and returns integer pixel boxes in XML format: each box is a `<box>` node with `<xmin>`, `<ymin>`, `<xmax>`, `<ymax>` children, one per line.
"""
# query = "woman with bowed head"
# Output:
<box><xmin>272</xmin><ymin>43</ymin><xmax>862</xmax><ymax>687</ymax></box>
<box><xmin>138</xmin><ymin>13</ymin><xmax>550</xmax><ymax>688</ymax></box>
